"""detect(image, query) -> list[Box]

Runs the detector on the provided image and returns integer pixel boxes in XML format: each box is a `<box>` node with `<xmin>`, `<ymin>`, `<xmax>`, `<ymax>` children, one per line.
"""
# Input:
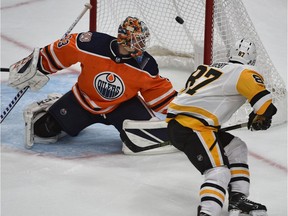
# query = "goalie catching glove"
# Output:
<box><xmin>8</xmin><ymin>48</ymin><xmax>49</xmax><ymax>91</ymax></box>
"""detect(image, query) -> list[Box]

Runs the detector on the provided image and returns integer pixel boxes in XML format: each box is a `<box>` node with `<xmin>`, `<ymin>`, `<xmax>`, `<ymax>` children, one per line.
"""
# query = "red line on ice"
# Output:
<box><xmin>1</xmin><ymin>33</ymin><xmax>32</xmax><ymax>51</ymax></box>
<box><xmin>249</xmin><ymin>150</ymin><xmax>287</xmax><ymax>173</ymax></box>
<box><xmin>0</xmin><ymin>0</ymin><xmax>45</xmax><ymax>10</ymax></box>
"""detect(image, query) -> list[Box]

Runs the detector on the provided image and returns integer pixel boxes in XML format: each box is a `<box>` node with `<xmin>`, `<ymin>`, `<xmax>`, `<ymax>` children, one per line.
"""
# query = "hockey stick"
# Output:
<box><xmin>0</xmin><ymin>3</ymin><xmax>92</xmax><ymax>124</ymax></box>
<box><xmin>124</xmin><ymin>139</ymin><xmax>171</xmax><ymax>153</ymax></box>
<box><xmin>60</xmin><ymin>3</ymin><xmax>92</xmax><ymax>41</ymax></box>
<box><xmin>220</xmin><ymin>122</ymin><xmax>248</xmax><ymax>132</ymax></box>
<box><xmin>1</xmin><ymin>67</ymin><xmax>9</xmax><ymax>72</ymax></box>
<box><xmin>0</xmin><ymin>86</ymin><xmax>29</xmax><ymax>123</ymax></box>
<box><xmin>126</xmin><ymin>122</ymin><xmax>248</xmax><ymax>153</ymax></box>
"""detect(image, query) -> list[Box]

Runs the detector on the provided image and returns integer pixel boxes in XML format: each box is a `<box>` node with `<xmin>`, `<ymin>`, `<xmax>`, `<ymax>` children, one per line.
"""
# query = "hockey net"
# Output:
<box><xmin>89</xmin><ymin>0</ymin><xmax>287</xmax><ymax>126</ymax></box>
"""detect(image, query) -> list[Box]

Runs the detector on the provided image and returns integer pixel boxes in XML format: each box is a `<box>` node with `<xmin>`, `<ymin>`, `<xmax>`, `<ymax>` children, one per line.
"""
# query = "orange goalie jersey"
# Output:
<box><xmin>38</xmin><ymin>32</ymin><xmax>177</xmax><ymax>114</ymax></box>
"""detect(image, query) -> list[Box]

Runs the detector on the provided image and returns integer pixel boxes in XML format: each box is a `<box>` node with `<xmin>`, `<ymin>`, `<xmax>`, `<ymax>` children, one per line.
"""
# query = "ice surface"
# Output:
<box><xmin>1</xmin><ymin>0</ymin><xmax>287</xmax><ymax>216</ymax></box>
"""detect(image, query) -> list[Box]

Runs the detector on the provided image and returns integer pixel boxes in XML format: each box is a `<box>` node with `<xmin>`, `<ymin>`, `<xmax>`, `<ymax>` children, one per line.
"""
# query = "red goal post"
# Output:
<box><xmin>89</xmin><ymin>0</ymin><xmax>215</xmax><ymax>65</ymax></box>
<box><xmin>89</xmin><ymin>0</ymin><xmax>287</xmax><ymax>126</ymax></box>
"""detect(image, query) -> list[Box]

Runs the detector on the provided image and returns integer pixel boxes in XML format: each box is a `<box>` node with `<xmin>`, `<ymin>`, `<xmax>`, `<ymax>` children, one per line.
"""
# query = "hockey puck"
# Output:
<box><xmin>175</xmin><ymin>16</ymin><xmax>184</xmax><ymax>24</ymax></box>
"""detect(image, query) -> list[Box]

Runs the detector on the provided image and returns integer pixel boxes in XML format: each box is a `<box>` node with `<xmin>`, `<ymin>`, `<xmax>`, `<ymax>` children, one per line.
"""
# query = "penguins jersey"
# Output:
<box><xmin>38</xmin><ymin>32</ymin><xmax>177</xmax><ymax>114</ymax></box>
<box><xmin>166</xmin><ymin>62</ymin><xmax>273</xmax><ymax>130</ymax></box>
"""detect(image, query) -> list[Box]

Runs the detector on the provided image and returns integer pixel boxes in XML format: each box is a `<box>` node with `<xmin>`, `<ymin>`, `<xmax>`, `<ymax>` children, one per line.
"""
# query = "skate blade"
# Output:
<box><xmin>229</xmin><ymin>210</ymin><xmax>268</xmax><ymax>216</ymax></box>
<box><xmin>250</xmin><ymin>210</ymin><xmax>268</xmax><ymax>216</ymax></box>
<box><xmin>229</xmin><ymin>210</ymin><xmax>241</xmax><ymax>216</ymax></box>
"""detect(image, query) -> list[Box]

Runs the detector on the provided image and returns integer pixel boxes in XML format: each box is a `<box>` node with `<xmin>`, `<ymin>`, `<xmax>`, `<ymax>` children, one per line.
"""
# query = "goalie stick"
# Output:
<box><xmin>124</xmin><ymin>139</ymin><xmax>172</xmax><ymax>153</ymax></box>
<box><xmin>1</xmin><ymin>67</ymin><xmax>9</xmax><ymax>72</ymax></box>
<box><xmin>0</xmin><ymin>86</ymin><xmax>29</xmax><ymax>123</ymax></box>
<box><xmin>0</xmin><ymin>3</ymin><xmax>92</xmax><ymax>124</ymax></box>
<box><xmin>124</xmin><ymin>121</ymin><xmax>248</xmax><ymax>153</ymax></box>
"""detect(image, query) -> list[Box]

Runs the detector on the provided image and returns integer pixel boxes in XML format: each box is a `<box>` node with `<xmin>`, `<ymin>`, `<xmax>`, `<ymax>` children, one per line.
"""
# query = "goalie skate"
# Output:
<box><xmin>23</xmin><ymin>93</ymin><xmax>64</xmax><ymax>149</ymax></box>
<box><xmin>228</xmin><ymin>193</ymin><xmax>268</xmax><ymax>216</ymax></box>
<box><xmin>25</xmin><ymin>112</ymin><xmax>66</xmax><ymax>148</ymax></box>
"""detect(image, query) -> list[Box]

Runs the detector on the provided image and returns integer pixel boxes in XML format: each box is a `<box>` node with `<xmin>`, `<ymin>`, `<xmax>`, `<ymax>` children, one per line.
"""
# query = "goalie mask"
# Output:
<box><xmin>228</xmin><ymin>38</ymin><xmax>257</xmax><ymax>65</ymax></box>
<box><xmin>117</xmin><ymin>16</ymin><xmax>150</xmax><ymax>59</ymax></box>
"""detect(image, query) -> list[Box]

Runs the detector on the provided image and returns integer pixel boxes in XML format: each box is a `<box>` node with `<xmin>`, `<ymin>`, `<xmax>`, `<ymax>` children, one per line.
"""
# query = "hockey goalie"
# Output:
<box><xmin>8</xmin><ymin>16</ymin><xmax>178</xmax><ymax>155</ymax></box>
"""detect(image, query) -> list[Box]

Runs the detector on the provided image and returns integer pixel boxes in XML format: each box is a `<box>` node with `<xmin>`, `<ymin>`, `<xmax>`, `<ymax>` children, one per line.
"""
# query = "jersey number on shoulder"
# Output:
<box><xmin>252</xmin><ymin>74</ymin><xmax>264</xmax><ymax>84</ymax></box>
<box><xmin>184</xmin><ymin>65</ymin><xmax>223</xmax><ymax>95</ymax></box>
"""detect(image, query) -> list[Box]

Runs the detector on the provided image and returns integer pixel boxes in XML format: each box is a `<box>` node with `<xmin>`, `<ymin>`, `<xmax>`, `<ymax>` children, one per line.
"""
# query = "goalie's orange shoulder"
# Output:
<box><xmin>39</xmin><ymin>33</ymin><xmax>81</xmax><ymax>74</ymax></box>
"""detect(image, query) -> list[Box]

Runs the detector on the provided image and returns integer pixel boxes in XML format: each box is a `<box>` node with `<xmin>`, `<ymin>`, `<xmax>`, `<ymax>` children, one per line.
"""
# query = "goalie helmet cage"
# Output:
<box><xmin>89</xmin><ymin>0</ymin><xmax>287</xmax><ymax>126</ymax></box>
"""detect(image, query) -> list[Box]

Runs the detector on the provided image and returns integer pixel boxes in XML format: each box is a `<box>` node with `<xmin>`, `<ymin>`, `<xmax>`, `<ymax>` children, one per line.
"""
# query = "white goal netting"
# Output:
<box><xmin>92</xmin><ymin>0</ymin><xmax>287</xmax><ymax>126</ymax></box>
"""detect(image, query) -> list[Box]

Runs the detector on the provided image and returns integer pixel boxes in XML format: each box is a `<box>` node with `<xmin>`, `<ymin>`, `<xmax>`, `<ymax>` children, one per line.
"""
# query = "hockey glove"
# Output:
<box><xmin>247</xmin><ymin>112</ymin><xmax>272</xmax><ymax>131</ymax></box>
<box><xmin>8</xmin><ymin>48</ymin><xmax>49</xmax><ymax>91</ymax></box>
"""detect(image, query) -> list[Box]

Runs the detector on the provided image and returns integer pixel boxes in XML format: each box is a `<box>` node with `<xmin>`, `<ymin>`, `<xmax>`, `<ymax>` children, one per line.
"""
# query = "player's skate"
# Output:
<box><xmin>228</xmin><ymin>192</ymin><xmax>268</xmax><ymax>216</ymax></box>
<box><xmin>199</xmin><ymin>213</ymin><xmax>211</xmax><ymax>216</ymax></box>
<box><xmin>197</xmin><ymin>206</ymin><xmax>211</xmax><ymax>216</ymax></box>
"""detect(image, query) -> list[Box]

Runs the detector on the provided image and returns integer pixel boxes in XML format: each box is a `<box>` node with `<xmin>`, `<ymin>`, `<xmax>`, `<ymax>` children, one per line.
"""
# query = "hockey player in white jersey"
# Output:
<box><xmin>166</xmin><ymin>39</ymin><xmax>277</xmax><ymax>216</ymax></box>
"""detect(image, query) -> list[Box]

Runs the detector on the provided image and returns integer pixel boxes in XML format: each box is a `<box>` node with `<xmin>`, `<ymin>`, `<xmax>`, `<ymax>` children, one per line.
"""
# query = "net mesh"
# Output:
<box><xmin>93</xmin><ymin>0</ymin><xmax>287</xmax><ymax>126</ymax></box>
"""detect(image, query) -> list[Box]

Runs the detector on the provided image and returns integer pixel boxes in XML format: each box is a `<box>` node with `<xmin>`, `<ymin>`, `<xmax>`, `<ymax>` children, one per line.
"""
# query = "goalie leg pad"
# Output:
<box><xmin>122</xmin><ymin>119</ymin><xmax>178</xmax><ymax>155</ymax></box>
<box><xmin>23</xmin><ymin>93</ymin><xmax>64</xmax><ymax>149</ymax></box>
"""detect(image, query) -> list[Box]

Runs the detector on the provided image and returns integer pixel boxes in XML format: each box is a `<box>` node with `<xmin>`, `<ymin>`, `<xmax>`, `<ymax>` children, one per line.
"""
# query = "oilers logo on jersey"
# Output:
<box><xmin>94</xmin><ymin>72</ymin><xmax>124</xmax><ymax>100</ymax></box>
